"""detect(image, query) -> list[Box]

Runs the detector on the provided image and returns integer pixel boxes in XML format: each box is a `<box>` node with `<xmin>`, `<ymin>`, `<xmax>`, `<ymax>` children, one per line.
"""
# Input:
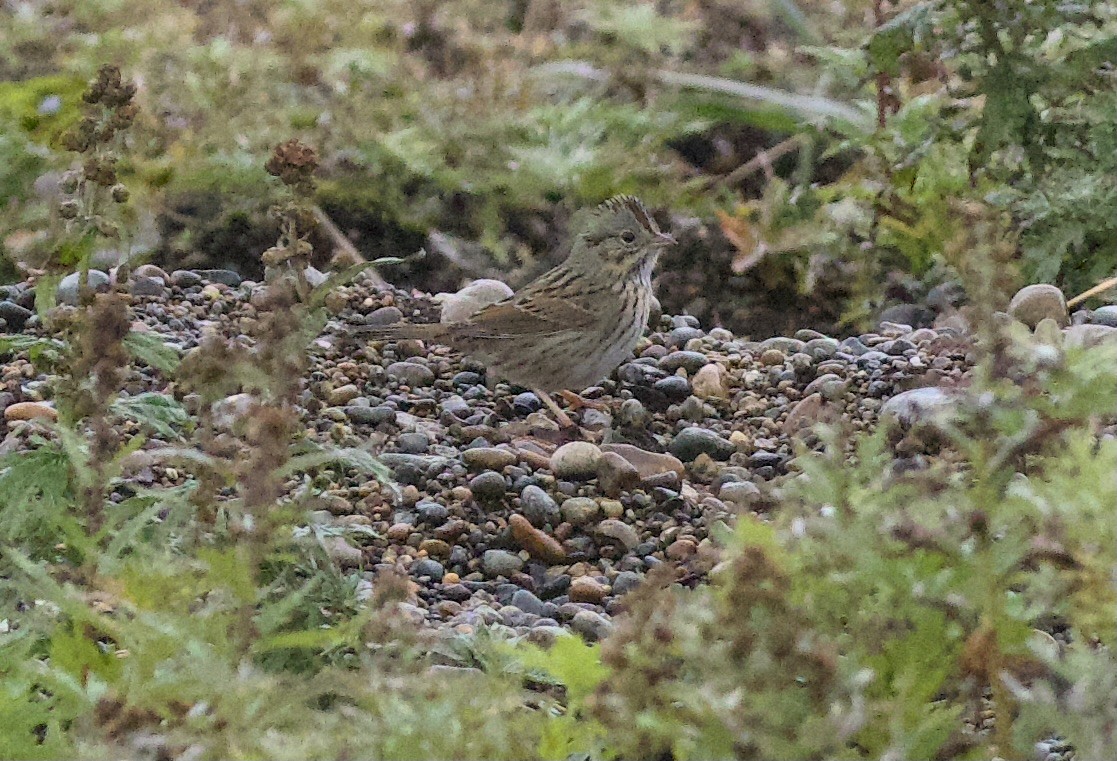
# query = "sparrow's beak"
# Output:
<box><xmin>655</xmin><ymin>231</ymin><xmax>678</xmax><ymax>247</ymax></box>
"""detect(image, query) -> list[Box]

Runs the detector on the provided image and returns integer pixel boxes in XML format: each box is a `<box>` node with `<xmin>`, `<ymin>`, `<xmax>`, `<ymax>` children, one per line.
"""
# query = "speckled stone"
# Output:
<box><xmin>386</xmin><ymin>361</ymin><xmax>435</xmax><ymax>387</ymax></box>
<box><xmin>1008</xmin><ymin>284</ymin><xmax>1068</xmax><ymax>328</ymax></box>
<box><xmin>668</xmin><ymin>427</ymin><xmax>735</xmax><ymax>462</ymax></box>
<box><xmin>550</xmin><ymin>441</ymin><xmax>602</xmax><ymax>480</ymax></box>
<box><xmin>520</xmin><ymin>484</ymin><xmax>561</xmax><ymax>527</ymax></box>
<box><xmin>482</xmin><ymin>549</ymin><xmax>524</xmax><ymax>578</ymax></box>
<box><xmin>561</xmin><ymin>497</ymin><xmax>601</xmax><ymax>526</ymax></box>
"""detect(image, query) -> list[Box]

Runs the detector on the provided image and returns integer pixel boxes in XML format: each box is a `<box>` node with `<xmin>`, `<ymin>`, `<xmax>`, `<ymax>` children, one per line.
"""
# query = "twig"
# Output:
<box><xmin>312</xmin><ymin>205</ymin><xmax>386</xmax><ymax>286</ymax></box>
<box><xmin>1066</xmin><ymin>276</ymin><xmax>1117</xmax><ymax>308</ymax></box>
<box><xmin>425</xmin><ymin>230</ymin><xmax>503</xmax><ymax>279</ymax></box>
<box><xmin>701</xmin><ymin>135</ymin><xmax>805</xmax><ymax>189</ymax></box>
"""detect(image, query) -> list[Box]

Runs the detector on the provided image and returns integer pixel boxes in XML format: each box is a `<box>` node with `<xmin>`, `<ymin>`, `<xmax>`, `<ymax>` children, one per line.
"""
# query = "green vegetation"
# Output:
<box><xmin>1</xmin><ymin>2</ymin><xmax>1115</xmax><ymax>759</ymax></box>
<box><xmin>4</xmin><ymin>2</ymin><xmax>1111</xmax><ymax>316</ymax></box>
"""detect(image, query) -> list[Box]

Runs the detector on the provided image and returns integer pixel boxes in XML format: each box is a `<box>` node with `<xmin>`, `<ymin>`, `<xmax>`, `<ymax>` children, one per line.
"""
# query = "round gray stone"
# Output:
<box><xmin>570</xmin><ymin>610</ymin><xmax>614</xmax><ymax>641</ymax></box>
<box><xmin>1088</xmin><ymin>305</ymin><xmax>1117</xmax><ymax>328</ymax></box>
<box><xmin>197</xmin><ymin>269</ymin><xmax>242</xmax><ymax>286</ymax></box>
<box><xmin>520</xmin><ymin>484</ymin><xmax>561</xmax><ymax>527</ymax></box>
<box><xmin>1008</xmin><ymin>284</ymin><xmax>1068</xmax><ymax>328</ymax></box>
<box><xmin>803</xmin><ymin>373</ymin><xmax>847</xmax><ymax>400</ymax></box>
<box><xmin>396</xmin><ymin>432</ymin><xmax>431</xmax><ymax>454</ymax></box>
<box><xmin>658</xmin><ymin>350</ymin><xmax>709</xmax><ymax>373</ymax></box>
<box><xmin>612</xmin><ymin>571</ymin><xmax>644</xmax><ymax>596</ymax></box>
<box><xmin>364</xmin><ymin>306</ymin><xmax>404</xmax><ymax>326</ymax></box>
<box><xmin>668</xmin><ymin>427</ymin><xmax>735</xmax><ymax>462</ymax></box>
<box><xmin>550</xmin><ymin>441</ymin><xmax>602</xmax><ymax>480</ymax></box>
<box><xmin>410</xmin><ymin>558</ymin><xmax>444</xmax><ymax>579</ymax></box>
<box><xmin>170</xmin><ymin>270</ymin><xmax>204</xmax><ymax>288</ymax></box>
<box><xmin>57</xmin><ymin>270</ymin><xmax>110</xmax><ymax>306</ymax></box>
<box><xmin>482</xmin><ymin>549</ymin><xmax>524</xmax><ymax>578</ymax></box>
<box><xmin>511</xmin><ymin>589</ymin><xmax>545</xmax><ymax>616</ymax></box>
<box><xmin>719</xmin><ymin>480</ymin><xmax>761</xmax><ymax>507</ymax></box>
<box><xmin>0</xmin><ymin>301</ymin><xmax>33</xmax><ymax>329</ymax></box>
<box><xmin>758</xmin><ymin>336</ymin><xmax>806</xmax><ymax>354</ymax></box>
<box><xmin>560</xmin><ymin>497</ymin><xmax>601</xmax><ymax>526</ymax></box>
<box><xmin>386</xmin><ymin>361</ymin><xmax>436</xmax><ymax>387</ymax></box>
<box><xmin>881</xmin><ymin>387</ymin><xmax>957</xmax><ymax>427</ymax></box>
<box><xmin>129</xmin><ymin>276</ymin><xmax>166</xmax><ymax>297</ymax></box>
<box><xmin>469</xmin><ymin>471</ymin><xmax>508</xmax><ymax>503</ymax></box>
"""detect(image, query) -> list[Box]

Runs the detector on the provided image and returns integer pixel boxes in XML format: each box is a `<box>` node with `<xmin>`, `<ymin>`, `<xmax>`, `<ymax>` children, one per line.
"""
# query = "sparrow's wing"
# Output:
<box><xmin>452</xmin><ymin>292</ymin><xmax>596</xmax><ymax>340</ymax></box>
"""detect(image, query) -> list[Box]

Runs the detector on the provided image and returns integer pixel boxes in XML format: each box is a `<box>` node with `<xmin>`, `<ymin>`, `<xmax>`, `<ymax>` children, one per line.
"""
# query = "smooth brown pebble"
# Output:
<box><xmin>386</xmin><ymin>523</ymin><xmax>413</xmax><ymax>542</ymax></box>
<box><xmin>692</xmin><ymin>363</ymin><xmax>729</xmax><ymax>399</ymax></box>
<box><xmin>666</xmin><ymin>538</ymin><xmax>698</xmax><ymax>560</ymax></box>
<box><xmin>3</xmin><ymin>401</ymin><xmax>57</xmax><ymax>422</ymax></box>
<box><xmin>509</xmin><ymin>514</ymin><xmax>567</xmax><ymax>564</ymax></box>
<box><xmin>569</xmin><ymin>576</ymin><xmax>608</xmax><ymax>604</ymax></box>
<box><xmin>596</xmin><ymin>451</ymin><xmax>640</xmax><ymax>497</ymax></box>
<box><xmin>419</xmin><ymin>539</ymin><xmax>451</xmax><ymax>558</ymax></box>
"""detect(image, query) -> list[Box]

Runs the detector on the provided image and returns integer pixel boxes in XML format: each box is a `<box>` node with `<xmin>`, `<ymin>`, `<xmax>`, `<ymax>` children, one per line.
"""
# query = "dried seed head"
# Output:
<box><xmin>60</xmin><ymin>118</ymin><xmax>97</xmax><ymax>153</ymax></box>
<box><xmin>265</xmin><ymin>138</ymin><xmax>319</xmax><ymax>189</ymax></box>
<box><xmin>83</xmin><ymin>156</ymin><xmax>118</xmax><ymax>186</ymax></box>
<box><xmin>85</xmin><ymin>64</ymin><xmax>136</xmax><ymax>108</ymax></box>
<box><xmin>94</xmin><ymin>217</ymin><xmax>120</xmax><ymax>238</ymax></box>
<box><xmin>59</xmin><ymin>170</ymin><xmax>81</xmax><ymax>194</ymax></box>
<box><xmin>59</xmin><ymin>199</ymin><xmax>80</xmax><ymax>219</ymax></box>
<box><xmin>110</xmin><ymin>102</ymin><xmax>139</xmax><ymax>129</ymax></box>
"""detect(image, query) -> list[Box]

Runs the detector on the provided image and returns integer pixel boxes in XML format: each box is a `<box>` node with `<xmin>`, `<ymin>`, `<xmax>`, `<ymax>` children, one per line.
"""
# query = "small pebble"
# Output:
<box><xmin>561</xmin><ymin>497</ymin><xmax>601</xmax><ymax>526</ymax></box>
<box><xmin>482</xmin><ymin>549</ymin><xmax>524</xmax><ymax>578</ymax></box>
<box><xmin>462</xmin><ymin>447</ymin><xmax>518</xmax><ymax>470</ymax></box>
<box><xmin>550</xmin><ymin>441</ymin><xmax>602</xmax><ymax>480</ymax></box>
<box><xmin>468</xmin><ymin>471</ymin><xmax>507</xmax><ymax>503</ymax></box>
<box><xmin>668</xmin><ymin>427</ymin><xmax>735</xmax><ymax>462</ymax></box>
<box><xmin>3</xmin><ymin>401</ymin><xmax>57</xmax><ymax>422</ymax></box>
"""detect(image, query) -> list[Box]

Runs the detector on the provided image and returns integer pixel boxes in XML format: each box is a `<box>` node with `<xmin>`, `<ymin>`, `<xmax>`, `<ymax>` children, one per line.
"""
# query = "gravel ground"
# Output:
<box><xmin>2</xmin><ymin>268</ymin><xmax>1113</xmax><ymax>651</ymax></box>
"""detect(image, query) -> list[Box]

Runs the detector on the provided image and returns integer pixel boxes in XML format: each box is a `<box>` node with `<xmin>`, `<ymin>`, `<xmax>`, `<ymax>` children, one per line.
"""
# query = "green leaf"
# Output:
<box><xmin>2</xmin><ymin>546</ymin><xmax>126</xmax><ymax>641</ymax></box>
<box><xmin>110</xmin><ymin>392</ymin><xmax>189</xmax><ymax>440</ymax></box>
<box><xmin>49</xmin><ymin>626</ymin><xmax>122</xmax><ymax>685</ymax></box>
<box><xmin>975</xmin><ymin>55</ymin><xmax>1040</xmax><ymax>162</ymax></box>
<box><xmin>280</xmin><ymin>445</ymin><xmax>393</xmax><ymax>486</ymax></box>
<box><xmin>0</xmin><ymin>74</ymin><xmax>85</xmax><ymax>140</ymax></box>
<box><xmin>515</xmin><ymin>635</ymin><xmax>609</xmax><ymax>703</ymax></box>
<box><xmin>123</xmin><ymin>330</ymin><xmax>181</xmax><ymax>373</ymax></box>
<box><xmin>99</xmin><ymin>494</ymin><xmax>170</xmax><ymax>561</ymax></box>
<box><xmin>0</xmin><ymin>444</ymin><xmax>73</xmax><ymax>545</ymax></box>
<box><xmin>0</xmin><ymin>334</ymin><xmax>65</xmax><ymax>356</ymax></box>
<box><xmin>56</xmin><ymin>231</ymin><xmax>96</xmax><ymax>267</ymax></box>
<box><xmin>580</xmin><ymin>3</ymin><xmax>697</xmax><ymax>56</ymax></box>
<box><xmin>250</xmin><ymin>624</ymin><xmax>355</xmax><ymax>655</ymax></box>
<box><xmin>865</xmin><ymin>2</ymin><xmax>936</xmax><ymax>76</ymax></box>
<box><xmin>656</xmin><ymin>69</ymin><xmax>874</xmax><ymax>133</ymax></box>
<box><xmin>198</xmin><ymin>547</ymin><xmax>258</xmax><ymax>603</ymax></box>
<box><xmin>33</xmin><ymin>272</ymin><xmax>61</xmax><ymax>318</ymax></box>
<box><xmin>0</xmin><ymin>675</ymin><xmax>76</xmax><ymax>760</ymax></box>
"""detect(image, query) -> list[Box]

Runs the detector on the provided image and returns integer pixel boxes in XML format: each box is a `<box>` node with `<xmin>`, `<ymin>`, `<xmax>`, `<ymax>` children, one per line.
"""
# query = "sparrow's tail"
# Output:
<box><xmin>344</xmin><ymin>321</ymin><xmax>449</xmax><ymax>342</ymax></box>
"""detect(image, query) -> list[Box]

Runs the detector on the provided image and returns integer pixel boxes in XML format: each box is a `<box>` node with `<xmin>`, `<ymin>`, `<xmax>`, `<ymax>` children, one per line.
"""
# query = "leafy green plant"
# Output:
<box><xmin>1</xmin><ymin>3</ymin><xmax>1115</xmax><ymax>757</ymax></box>
<box><xmin>536</xmin><ymin>320</ymin><xmax>1114</xmax><ymax>760</ymax></box>
<box><xmin>859</xmin><ymin>0</ymin><xmax>1116</xmax><ymax>295</ymax></box>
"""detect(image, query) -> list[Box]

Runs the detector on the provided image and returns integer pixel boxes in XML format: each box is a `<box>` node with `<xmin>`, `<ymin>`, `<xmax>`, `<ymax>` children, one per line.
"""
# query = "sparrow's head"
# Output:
<box><xmin>571</xmin><ymin>195</ymin><xmax>676</xmax><ymax>274</ymax></box>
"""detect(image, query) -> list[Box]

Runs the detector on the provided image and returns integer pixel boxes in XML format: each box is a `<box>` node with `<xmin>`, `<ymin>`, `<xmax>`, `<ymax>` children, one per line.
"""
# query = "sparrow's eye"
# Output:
<box><xmin>620</xmin><ymin>230</ymin><xmax>636</xmax><ymax>244</ymax></box>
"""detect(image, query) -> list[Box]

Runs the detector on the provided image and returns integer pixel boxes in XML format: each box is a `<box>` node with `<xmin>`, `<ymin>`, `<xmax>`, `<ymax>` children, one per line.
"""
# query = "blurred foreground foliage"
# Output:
<box><xmin>2</xmin><ymin>1</ymin><xmax>1113</xmax><ymax>324</ymax></box>
<box><xmin>1</xmin><ymin>3</ymin><xmax>1116</xmax><ymax>760</ymax></box>
<box><xmin>2</xmin><ymin>250</ymin><xmax>1115</xmax><ymax>758</ymax></box>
